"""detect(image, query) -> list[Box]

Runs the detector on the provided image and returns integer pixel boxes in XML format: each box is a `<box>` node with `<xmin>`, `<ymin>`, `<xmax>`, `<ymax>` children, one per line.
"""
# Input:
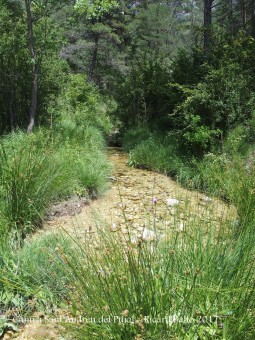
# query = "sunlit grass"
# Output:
<box><xmin>56</xmin><ymin>196</ymin><xmax>255</xmax><ymax>339</ymax></box>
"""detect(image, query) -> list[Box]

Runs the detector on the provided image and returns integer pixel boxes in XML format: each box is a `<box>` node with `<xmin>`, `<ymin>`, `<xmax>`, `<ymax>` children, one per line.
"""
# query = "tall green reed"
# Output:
<box><xmin>58</xmin><ymin>200</ymin><xmax>255</xmax><ymax>339</ymax></box>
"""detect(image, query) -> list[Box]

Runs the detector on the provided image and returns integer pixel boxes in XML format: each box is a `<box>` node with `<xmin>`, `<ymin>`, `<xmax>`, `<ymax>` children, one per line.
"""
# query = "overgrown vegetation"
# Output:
<box><xmin>1</xmin><ymin>197</ymin><xmax>250</xmax><ymax>339</ymax></box>
<box><xmin>0</xmin><ymin>71</ymin><xmax>112</xmax><ymax>336</ymax></box>
<box><xmin>61</xmin><ymin>207</ymin><xmax>255</xmax><ymax>339</ymax></box>
<box><xmin>0</xmin><ymin>74</ymin><xmax>111</xmax><ymax>239</ymax></box>
<box><xmin>1</xmin><ymin>0</ymin><xmax>255</xmax><ymax>338</ymax></box>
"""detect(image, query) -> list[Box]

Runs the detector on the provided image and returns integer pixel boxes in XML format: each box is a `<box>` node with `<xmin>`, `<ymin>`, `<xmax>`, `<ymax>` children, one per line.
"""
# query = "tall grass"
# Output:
<box><xmin>0</xmin><ymin>74</ymin><xmax>113</xmax><ymax>337</ymax></box>
<box><xmin>124</xmin><ymin>125</ymin><xmax>255</xmax><ymax>226</ymax></box>
<box><xmin>0</xmin><ymin>132</ymin><xmax>66</xmax><ymax>236</ymax></box>
<box><xmin>57</xmin><ymin>199</ymin><xmax>255</xmax><ymax>339</ymax></box>
<box><xmin>2</xmin><ymin>201</ymin><xmax>254</xmax><ymax>338</ymax></box>
<box><xmin>125</xmin><ymin>130</ymin><xmax>187</xmax><ymax>177</ymax></box>
<box><xmin>0</xmin><ymin>126</ymin><xmax>111</xmax><ymax>238</ymax></box>
<box><xmin>0</xmin><ymin>233</ymin><xmax>73</xmax><ymax>317</ymax></box>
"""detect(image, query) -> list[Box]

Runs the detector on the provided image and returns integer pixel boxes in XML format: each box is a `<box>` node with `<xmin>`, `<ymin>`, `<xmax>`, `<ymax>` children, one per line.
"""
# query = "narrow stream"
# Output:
<box><xmin>43</xmin><ymin>147</ymin><xmax>236</xmax><ymax>238</ymax></box>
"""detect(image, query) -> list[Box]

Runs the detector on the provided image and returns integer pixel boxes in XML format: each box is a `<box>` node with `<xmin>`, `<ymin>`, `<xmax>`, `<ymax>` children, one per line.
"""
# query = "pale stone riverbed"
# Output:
<box><xmin>42</xmin><ymin>147</ymin><xmax>235</xmax><ymax>240</ymax></box>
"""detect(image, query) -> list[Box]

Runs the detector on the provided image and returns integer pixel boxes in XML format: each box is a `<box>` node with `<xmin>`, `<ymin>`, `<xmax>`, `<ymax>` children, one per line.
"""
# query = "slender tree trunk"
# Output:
<box><xmin>204</xmin><ymin>0</ymin><xmax>213</xmax><ymax>51</ymax></box>
<box><xmin>250</xmin><ymin>0</ymin><xmax>255</xmax><ymax>37</ymax></box>
<box><xmin>9</xmin><ymin>87</ymin><xmax>15</xmax><ymax>131</ymax></box>
<box><xmin>89</xmin><ymin>32</ymin><xmax>100</xmax><ymax>82</ymax></box>
<box><xmin>27</xmin><ymin>64</ymin><xmax>38</xmax><ymax>132</ymax></box>
<box><xmin>241</xmin><ymin>0</ymin><xmax>247</xmax><ymax>29</ymax></box>
<box><xmin>143</xmin><ymin>0</ymin><xmax>148</xmax><ymax>10</ymax></box>
<box><xmin>25</xmin><ymin>0</ymin><xmax>38</xmax><ymax>132</ymax></box>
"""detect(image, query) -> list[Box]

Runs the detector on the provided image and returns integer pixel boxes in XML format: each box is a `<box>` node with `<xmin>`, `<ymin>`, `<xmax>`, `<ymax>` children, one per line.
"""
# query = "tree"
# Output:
<box><xmin>0</xmin><ymin>0</ymin><xmax>68</xmax><ymax>133</ymax></box>
<box><xmin>204</xmin><ymin>0</ymin><xmax>214</xmax><ymax>50</ymax></box>
<box><xmin>0</xmin><ymin>0</ymin><xmax>30</xmax><ymax>132</ymax></box>
<box><xmin>24</xmin><ymin>0</ymin><xmax>69</xmax><ymax>132</ymax></box>
<box><xmin>24</xmin><ymin>0</ymin><xmax>38</xmax><ymax>132</ymax></box>
<box><xmin>63</xmin><ymin>0</ymin><xmax>126</xmax><ymax>84</ymax></box>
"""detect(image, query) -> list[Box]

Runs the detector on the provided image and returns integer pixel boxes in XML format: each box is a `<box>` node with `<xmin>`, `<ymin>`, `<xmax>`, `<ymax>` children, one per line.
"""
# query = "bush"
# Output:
<box><xmin>124</xmin><ymin>129</ymin><xmax>190</xmax><ymax>178</ymax></box>
<box><xmin>172</xmin><ymin>61</ymin><xmax>255</xmax><ymax>155</ymax></box>
<box><xmin>114</xmin><ymin>56</ymin><xmax>173</xmax><ymax>128</ymax></box>
<box><xmin>53</xmin><ymin>74</ymin><xmax>112</xmax><ymax>140</ymax></box>
<box><xmin>122</xmin><ymin>126</ymin><xmax>152</xmax><ymax>152</ymax></box>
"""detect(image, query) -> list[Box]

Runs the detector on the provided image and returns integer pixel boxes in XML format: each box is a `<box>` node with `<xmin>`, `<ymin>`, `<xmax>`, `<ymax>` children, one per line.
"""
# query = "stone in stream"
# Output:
<box><xmin>200</xmin><ymin>196</ymin><xmax>213</xmax><ymax>204</ymax></box>
<box><xmin>110</xmin><ymin>223</ymin><xmax>119</xmax><ymax>232</ymax></box>
<box><xmin>142</xmin><ymin>228</ymin><xmax>156</xmax><ymax>241</ymax></box>
<box><xmin>177</xmin><ymin>222</ymin><xmax>185</xmax><ymax>232</ymax></box>
<box><xmin>166</xmin><ymin>198</ymin><xmax>180</xmax><ymax>207</ymax></box>
<box><xmin>130</xmin><ymin>235</ymin><xmax>139</xmax><ymax>244</ymax></box>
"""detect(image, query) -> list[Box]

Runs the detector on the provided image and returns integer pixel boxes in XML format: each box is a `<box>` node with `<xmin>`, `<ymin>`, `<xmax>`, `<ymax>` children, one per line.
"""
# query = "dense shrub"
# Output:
<box><xmin>54</xmin><ymin>73</ymin><xmax>112</xmax><ymax>139</ymax></box>
<box><xmin>114</xmin><ymin>56</ymin><xmax>174</xmax><ymax>128</ymax></box>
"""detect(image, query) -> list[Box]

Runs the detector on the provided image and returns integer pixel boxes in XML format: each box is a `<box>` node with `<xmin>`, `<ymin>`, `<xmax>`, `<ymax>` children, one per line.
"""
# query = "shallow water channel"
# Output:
<box><xmin>43</xmin><ymin>147</ymin><xmax>236</xmax><ymax>239</ymax></box>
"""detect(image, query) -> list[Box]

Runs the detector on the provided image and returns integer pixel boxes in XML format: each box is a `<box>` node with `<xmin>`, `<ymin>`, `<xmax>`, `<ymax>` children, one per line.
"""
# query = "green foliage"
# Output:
<box><xmin>54</xmin><ymin>133</ymin><xmax>111</xmax><ymax>197</ymax></box>
<box><xmin>116</xmin><ymin>33</ymin><xmax>255</xmax><ymax>156</ymax></box>
<box><xmin>122</xmin><ymin>125</ymin><xmax>152</xmax><ymax>151</ymax></box>
<box><xmin>128</xmin><ymin>136</ymin><xmax>184</xmax><ymax>177</ymax></box>
<box><xmin>54</xmin><ymin>74</ymin><xmax>112</xmax><ymax>138</ymax></box>
<box><xmin>123</xmin><ymin>128</ymin><xmax>187</xmax><ymax>177</ymax></box>
<box><xmin>0</xmin><ymin>132</ymin><xmax>65</xmax><ymax>235</ymax></box>
<box><xmin>0</xmin><ymin>0</ymin><xmax>30</xmax><ymax>132</ymax></box>
<box><xmin>0</xmin><ymin>125</ymin><xmax>110</xmax><ymax>237</ymax></box>
<box><xmin>0</xmin><ymin>0</ymin><xmax>68</xmax><ymax>132</ymax></box>
<box><xmin>74</xmin><ymin>0</ymin><xmax>119</xmax><ymax>19</ymax></box>
<box><xmin>171</xmin><ymin>56</ymin><xmax>255</xmax><ymax>154</ymax></box>
<box><xmin>127</xmin><ymin>2</ymin><xmax>191</xmax><ymax>59</ymax></box>
<box><xmin>115</xmin><ymin>56</ymin><xmax>173</xmax><ymax>127</ymax></box>
<box><xmin>196</xmin><ymin>126</ymin><xmax>255</xmax><ymax>225</ymax></box>
<box><xmin>170</xmin><ymin>48</ymin><xmax>205</xmax><ymax>86</ymax></box>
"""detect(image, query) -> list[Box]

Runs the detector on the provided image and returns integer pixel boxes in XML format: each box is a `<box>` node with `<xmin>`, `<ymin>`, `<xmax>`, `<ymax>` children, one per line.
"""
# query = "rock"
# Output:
<box><xmin>177</xmin><ymin>222</ymin><xmax>185</xmax><ymax>232</ymax></box>
<box><xmin>166</xmin><ymin>198</ymin><xmax>180</xmax><ymax>207</ymax></box>
<box><xmin>130</xmin><ymin>235</ymin><xmax>139</xmax><ymax>244</ymax></box>
<box><xmin>110</xmin><ymin>223</ymin><xmax>118</xmax><ymax>232</ymax></box>
<box><xmin>142</xmin><ymin>228</ymin><xmax>156</xmax><ymax>241</ymax></box>
<box><xmin>200</xmin><ymin>196</ymin><xmax>212</xmax><ymax>203</ymax></box>
<box><xmin>108</xmin><ymin>176</ymin><xmax>117</xmax><ymax>182</ymax></box>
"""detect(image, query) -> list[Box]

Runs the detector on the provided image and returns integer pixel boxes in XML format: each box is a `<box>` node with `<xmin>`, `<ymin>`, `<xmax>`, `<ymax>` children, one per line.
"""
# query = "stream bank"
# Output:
<box><xmin>41</xmin><ymin>147</ymin><xmax>235</xmax><ymax>239</ymax></box>
<box><xmin>11</xmin><ymin>147</ymin><xmax>236</xmax><ymax>340</ymax></box>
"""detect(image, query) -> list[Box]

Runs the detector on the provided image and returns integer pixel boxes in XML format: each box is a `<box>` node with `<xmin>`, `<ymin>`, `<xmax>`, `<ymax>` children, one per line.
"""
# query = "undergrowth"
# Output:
<box><xmin>54</xmin><ymin>196</ymin><xmax>255</xmax><ymax>339</ymax></box>
<box><xmin>123</xmin><ymin>123</ymin><xmax>255</xmax><ymax>226</ymax></box>
<box><xmin>0</xmin><ymin>128</ymin><xmax>110</xmax><ymax>237</ymax></box>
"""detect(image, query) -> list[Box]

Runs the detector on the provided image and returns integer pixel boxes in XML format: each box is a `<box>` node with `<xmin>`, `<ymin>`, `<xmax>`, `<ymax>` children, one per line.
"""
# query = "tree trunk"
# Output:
<box><xmin>89</xmin><ymin>32</ymin><xmax>100</xmax><ymax>82</ymax></box>
<box><xmin>250</xmin><ymin>0</ymin><xmax>255</xmax><ymax>37</ymax></box>
<box><xmin>241</xmin><ymin>0</ymin><xmax>247</xmax><ymax>29</ymax></box>
<box><xmin>9</xmin><ymin>87</ymin><xmax>15</xmax><ymax>131</ymax></box>
<box><xmin>27</xmin><ymin>64</ymin><xmax>38</xmax><ymax>132</ymax></box>
<box><xmin>25</xmin><ymin>0</ymin><xmax>38</xmax><ymax>133</ymax></box>
<box><xmin>204</xmin><ymin>0</ymin><xmax>213</xmax><ymax>51</ymax></box>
